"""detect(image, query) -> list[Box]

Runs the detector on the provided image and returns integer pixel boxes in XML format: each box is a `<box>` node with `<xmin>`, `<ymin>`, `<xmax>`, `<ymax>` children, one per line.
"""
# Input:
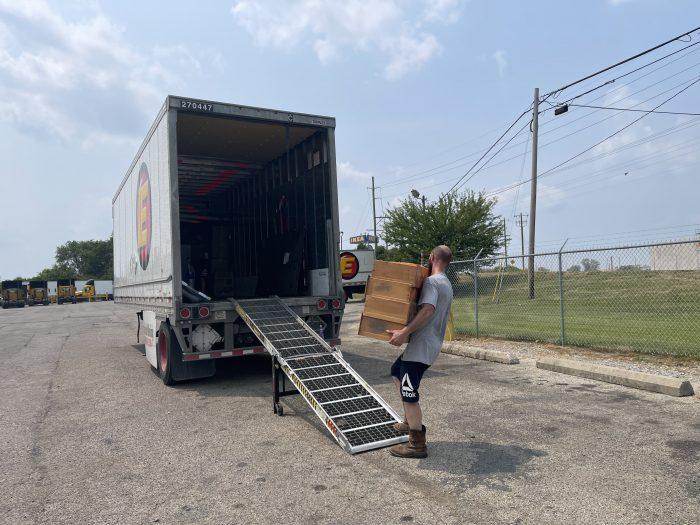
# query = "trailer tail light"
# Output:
<box><xmin>198</xmin><ymin>306</ymin><xmax>210</xmax><ymax>318</ymax></box>
<box><xmin>331</xmin><ymin>298</ymin><xmax>341</xmax><ymax>309</ymax></box>
<box><xmin>180</xmin><ymin>307</ymin><xmax>191</xmax><ymax>319</ymax></box>
<box><xmin>316</xmin><ymin>298</ymin><xmax>327</xmax><ymax>310</ymax></box>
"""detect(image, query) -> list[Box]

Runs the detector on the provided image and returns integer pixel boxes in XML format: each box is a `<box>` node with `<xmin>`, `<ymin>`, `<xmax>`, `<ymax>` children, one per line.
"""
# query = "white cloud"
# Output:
<box><xmin>382</xmin><ymin>30</ymin><xmax>441</xmax><ymax>81</ymax></box>
<box><xmin>0</xmin><ymin>0</ymin><xmax>198</xmax><ymax>143</ymax></box>
<box><xmin>492</xmin><ymin>49</ymin><xmax>507</xmax><ymax>77</ymax></box>
<box><xmin>231</xmin><ymin>0</ymin><xmax>457</xmax><ymax>80</ymax></box>
<box><xmin>423</xmin><ymin>0</ymin><xmax>465</xmax><ymax>24</ymax></box>
<box><xmin>338</xmin><ymin>161</ymin><xmax>371</xmax><ymax>184</ymax></box>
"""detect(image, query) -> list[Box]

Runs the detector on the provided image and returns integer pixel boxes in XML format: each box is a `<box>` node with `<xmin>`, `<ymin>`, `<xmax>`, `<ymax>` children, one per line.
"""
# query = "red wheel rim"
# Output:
<box><xmin>158</xmin><ymin>331</ymin><xmax>168</xmax><ymax>372</ymax></box>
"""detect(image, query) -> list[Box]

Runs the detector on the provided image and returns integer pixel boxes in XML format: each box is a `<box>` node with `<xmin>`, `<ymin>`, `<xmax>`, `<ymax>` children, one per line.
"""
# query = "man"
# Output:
<box><xmin>386</xmin><ymin>245</ymin><xmax>454</xmax><ymax>458</ymax></box>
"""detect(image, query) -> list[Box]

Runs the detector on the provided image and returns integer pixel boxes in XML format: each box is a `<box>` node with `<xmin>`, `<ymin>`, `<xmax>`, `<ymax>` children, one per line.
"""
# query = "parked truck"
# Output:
<box><xmin>75</xmin><ymin>279</ymin><xmax>113</xmax><ymax>301</ymax></box>
<box><xmin>1</xmin><ymin>280</ymin><xmax>26</xmax><ymax>308</ymax></box>
<box><xmin>340</xmin><ymin>249</ymin><xmax>375</xmax><ymax>300</ymax></box>
<box><xmin>113</xmin><ymin>96</ymin><xmax>344</xmax><ymax>385</ymax></box>
<box><xmin>27</xmin><ymin>280</ymin><xmax>50</xmax><ymax>306</ymax></box>
<box><xmin>56</xmin><ymin>279</ymin><xmax>77</xmax><ymax>304</ymax></box>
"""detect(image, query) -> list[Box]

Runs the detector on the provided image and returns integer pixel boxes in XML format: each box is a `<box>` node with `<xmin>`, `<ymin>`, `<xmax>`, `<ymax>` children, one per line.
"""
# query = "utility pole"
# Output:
<box><xmin>515</xmin><ymin>213</ymin><xmax>528</xmax><ymax>270</ymax></box>
<box><xmin>502</xmin><ymin>219</ymin><xmax>508</xmax><ymax>260</ymax></box>
<box><xmin>371</xmin><ymin>176</ymin><xmax>378</xmax><ymax>251</ymax></box>
<box><xmin>528</xmin><ymin>87</ymin><xmax>539</xmax><ymax>299</ymax></box>
<box><xmin>421</xmin><ymin>195</ymin><xmax>426</xmax><ymax>210</ymax></box>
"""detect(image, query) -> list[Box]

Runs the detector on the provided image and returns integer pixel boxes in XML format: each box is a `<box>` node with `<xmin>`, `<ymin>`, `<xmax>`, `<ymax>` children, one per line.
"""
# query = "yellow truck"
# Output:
<box><xmin>1</xmin><ymin>280</ymin><xmax>26</xmax><ymax>309</ymax></box>
<box><xmin>56</xmin><ymin>279</ymin><xmax>77</xmax><ymax>304</ymax></box>
<box><xmin>27</xmin><ymin>280</ymin><xmax>50</xmax><ymax>306</ymax></box>
<box><xmin>75</xmin><ymin>279</ymin><xmax>110</xmax><ymax>302</ymax></box>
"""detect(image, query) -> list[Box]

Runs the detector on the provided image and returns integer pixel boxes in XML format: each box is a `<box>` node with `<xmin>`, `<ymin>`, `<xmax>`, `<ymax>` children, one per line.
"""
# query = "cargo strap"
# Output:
<box><xmin>233</xmin><ymin>297</ymin><xmax>407</xmax><ymax>454</ymax></box>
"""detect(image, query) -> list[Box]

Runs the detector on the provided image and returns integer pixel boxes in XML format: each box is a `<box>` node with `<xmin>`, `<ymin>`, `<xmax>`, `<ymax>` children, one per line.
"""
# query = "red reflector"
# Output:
<box><xmin>198</xmin><ymin>306</ymin><xmax>210</xmax><ymax>318</ymax></box>
<box><xmin>317</xmin><ymin>299</ymin><xmax>327</xmax><ymax>310</ymax></box>
<box><xmin>180</xmin><ymin>307</ymin><xmax>191</xmax><ymax>319</ymax></box>
<box><xmin>331</xmin><ymin>298</ymin><xmax>341</xmax><ymax>309</ymax></box>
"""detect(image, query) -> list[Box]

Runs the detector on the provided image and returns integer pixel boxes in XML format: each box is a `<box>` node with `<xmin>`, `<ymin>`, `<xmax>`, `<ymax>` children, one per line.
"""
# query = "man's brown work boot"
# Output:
<box><xmin>393</xmin><ymin>420</ymin><xmax>409</xmax><ymax>432</ymax></box>
<box><xmin>389</xmin><ymin>426</ymin><xmax>427</xmax><ymax>458</ymax></box>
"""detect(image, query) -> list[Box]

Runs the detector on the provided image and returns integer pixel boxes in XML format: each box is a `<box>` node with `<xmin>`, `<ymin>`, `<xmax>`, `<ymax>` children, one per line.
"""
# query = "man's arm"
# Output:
<box><xmin>386</xmin><ymin>303</ymin><xmax>435</xmax><ymax>346</ymax></box>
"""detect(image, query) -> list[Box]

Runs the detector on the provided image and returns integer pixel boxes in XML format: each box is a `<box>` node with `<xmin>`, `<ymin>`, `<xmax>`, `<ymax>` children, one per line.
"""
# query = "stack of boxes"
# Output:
<box><xmin>358</xmin><ymin>260</ymin><xmax>429</xmax><ymax>341</ymax></box>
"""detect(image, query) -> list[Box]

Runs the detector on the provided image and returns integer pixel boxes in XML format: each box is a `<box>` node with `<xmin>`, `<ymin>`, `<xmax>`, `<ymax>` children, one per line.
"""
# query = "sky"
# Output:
<box><xmin>1</xmin><ymin>0</ymin><xmax>699</xmax><ymax>278</ymax></box>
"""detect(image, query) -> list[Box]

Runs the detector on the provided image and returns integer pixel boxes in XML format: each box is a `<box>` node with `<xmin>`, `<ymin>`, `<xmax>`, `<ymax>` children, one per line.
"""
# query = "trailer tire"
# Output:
<box><xmin>157</xmin><ymin>323</ymin><xmax>176</xmax><ymax>386</ymax></box>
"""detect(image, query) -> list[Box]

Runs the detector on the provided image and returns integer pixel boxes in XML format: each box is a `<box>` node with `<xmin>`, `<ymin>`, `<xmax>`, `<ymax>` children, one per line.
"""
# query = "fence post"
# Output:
<box><xmin>473</xmin><ymin>249</ymin><xmax>483</xmax><ymax>338</ymax></box>
<box><xmin>558</xmin><ymin>240</ymin><xmax>568</xmax><ymax>346</ymax></box>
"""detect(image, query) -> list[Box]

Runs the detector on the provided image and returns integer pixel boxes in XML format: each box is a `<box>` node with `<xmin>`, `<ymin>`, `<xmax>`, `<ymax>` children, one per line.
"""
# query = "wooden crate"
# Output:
<box><xmin>365</xmin><ymin>277</ymin><xmax>419</xmax><ymax>303</ymax></box>
<box><xmin>363</xmin><ymin>295</ymin><xmax>416</xmax><ymax>325</ymax></box>
<box><xmin>371</xmin><ymin>260</ymin><xmax>429</xmax><ymax>288</ymax></box>
<box><xmin>358</xmin><ymin>314</ymin><xmax>405</xmax><ymax>342</ymax></box>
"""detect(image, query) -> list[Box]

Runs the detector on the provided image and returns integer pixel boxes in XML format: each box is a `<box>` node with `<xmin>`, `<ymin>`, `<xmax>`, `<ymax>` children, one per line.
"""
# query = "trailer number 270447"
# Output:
<box><xmin>180</xmin><ymin>100</ymin><xmax>214</xmax><ymax>112</ymax></box>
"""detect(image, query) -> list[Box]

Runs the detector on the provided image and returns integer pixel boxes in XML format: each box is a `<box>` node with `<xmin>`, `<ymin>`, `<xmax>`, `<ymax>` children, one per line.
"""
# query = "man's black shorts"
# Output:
<box><xmin>390</xmin><ymin>356</ymin><xmax>430</xmax><ymax>403</ymax></box>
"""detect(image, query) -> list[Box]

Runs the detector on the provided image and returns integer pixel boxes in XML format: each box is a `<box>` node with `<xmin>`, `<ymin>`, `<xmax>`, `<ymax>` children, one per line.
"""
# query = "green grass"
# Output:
<box><xmin>449</xmin><ymin>269</ymin><xmax>700</xmax><ymax>358</ymax></box>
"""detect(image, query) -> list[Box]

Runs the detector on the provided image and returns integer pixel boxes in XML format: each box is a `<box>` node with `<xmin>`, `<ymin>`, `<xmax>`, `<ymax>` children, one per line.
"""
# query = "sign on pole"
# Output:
<box><xmin>349</xmin><ymin>234</ymin><xmax>378</xmax><ymax>244</ymax></box>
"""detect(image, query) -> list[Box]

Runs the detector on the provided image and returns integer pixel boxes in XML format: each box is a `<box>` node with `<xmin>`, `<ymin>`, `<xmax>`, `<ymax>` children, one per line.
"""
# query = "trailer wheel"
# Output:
<box><xmin>157</xmin><ymin>323</ymin><xmax>176</xmax><ymax>386</ymax></box>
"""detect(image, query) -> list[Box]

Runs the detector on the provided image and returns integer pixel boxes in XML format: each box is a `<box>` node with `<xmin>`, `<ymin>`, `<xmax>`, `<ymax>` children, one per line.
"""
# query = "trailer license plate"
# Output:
<box><xmin>214</xmin><ymin>311</ymin><xmax>226</xmax><ymax>320</ymax></box>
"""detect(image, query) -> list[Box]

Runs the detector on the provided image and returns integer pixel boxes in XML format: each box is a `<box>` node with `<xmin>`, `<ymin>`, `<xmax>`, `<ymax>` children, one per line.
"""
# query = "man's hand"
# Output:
<box><xmin>386</xmin><ymin>328</ymin><xmax>409</xmax><ymax>347</ymax></box>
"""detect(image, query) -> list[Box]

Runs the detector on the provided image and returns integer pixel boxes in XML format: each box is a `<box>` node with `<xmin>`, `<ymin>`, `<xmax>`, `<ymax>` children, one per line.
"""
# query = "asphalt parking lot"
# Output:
<box><xmin>1</xmin><ymin>301</ymin><xmax>698</xmax><ymax>524</ymax></box>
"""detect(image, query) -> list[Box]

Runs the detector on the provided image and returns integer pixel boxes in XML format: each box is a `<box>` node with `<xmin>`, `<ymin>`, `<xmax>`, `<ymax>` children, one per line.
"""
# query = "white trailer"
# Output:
<box><xmin>112</xmin><ymin>96</ymin><xmax>345</xmax><ymax>385</ymax></box>
<box><xmin>340</xmin><ymin>249</ymin><xmax>375</xmax><ymax>299</ymax></box>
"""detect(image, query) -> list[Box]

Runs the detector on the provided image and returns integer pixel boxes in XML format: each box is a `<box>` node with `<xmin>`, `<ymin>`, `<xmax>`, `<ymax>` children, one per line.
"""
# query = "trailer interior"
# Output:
<box><xmin>176</xmin><ymin>112</ymin><xmax>335</xmax><ymax>302</ymax></box>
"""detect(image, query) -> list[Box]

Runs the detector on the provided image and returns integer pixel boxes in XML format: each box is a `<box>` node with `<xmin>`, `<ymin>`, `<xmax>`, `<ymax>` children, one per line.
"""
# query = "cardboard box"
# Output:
<box><xmin>365</xmin><ymin>277</ymin><xmax>419</xmax><ymax>303</ymax></box>
<box><xmin>371</xmin><ymin>260</ymin><xmax>429</xmax><ymax>288</ymax></box>
<box><xmin>358</xmin><ymin>260</ymin><xmax>429</xmax><ymax>342</ymax></box>
<box><xmin>363</xmin><ymin>295</ymin><xmax>416</xmax><ymax>325</ymax></box>
<box><xmin>358</xmin><ymin>315</ymin><xmax>405</xmax><ymax>341</ymax></box>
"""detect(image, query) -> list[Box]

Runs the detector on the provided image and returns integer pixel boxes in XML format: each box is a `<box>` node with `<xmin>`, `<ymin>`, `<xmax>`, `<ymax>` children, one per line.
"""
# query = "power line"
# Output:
<box><xmin>538</xmin><ymin>76</ymin><xmax>700</xmax><ymax>179</ymax></box>
<box><xmin>383</xmin><ymin>101</ymin><xmax>700</xmax><ymax>201</ymax></box>
<box><xmin>451</xmin><ymin>119</ymin><xmax>533</xmax><ymax>194</ymax></box>
<box><xmin>382</xmin><ymin>55</ymin><xmax>700</xmax><ymax>195</ymax></box>
<box><xmin>446</xmin><ymin>108</ymin><xmax>533</xmax><ymax>194</ymax></box>
<box><xmin>567</xmin><ymin>103</ymin><xmax>700</xmax><ymax>116</ymax></box>
<box><xmin>546</xmin><ymin>40</ymin><xmax>700</xmax><ymax>107</ymax></box>
<box><xmin>542</xmin><ymin>26</ymin><xmax>700</xmax><ymax>98</ymax></box>
<box><xmin>486</xmin><ymin>118</ymin><xmax>700</xmax><ymax>198</ymax></box>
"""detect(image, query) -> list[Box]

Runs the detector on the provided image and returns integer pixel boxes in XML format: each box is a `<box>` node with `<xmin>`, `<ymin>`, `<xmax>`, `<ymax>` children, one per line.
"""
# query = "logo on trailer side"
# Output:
<box><xmin>339</xmin><ymin>251</ymin><xmax>360</xmax><ymax>280</ymax></box>
<box><xmin>136</xmin><ymin>162</ymin><xmax>152</xmax><ymax>270</ymax></box>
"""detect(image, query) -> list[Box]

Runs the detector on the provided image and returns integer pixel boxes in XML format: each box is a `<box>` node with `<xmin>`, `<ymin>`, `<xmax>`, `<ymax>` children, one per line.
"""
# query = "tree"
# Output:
<box><xmin>356</xmin><ymin>242</ymin><xmax>371</xmax><ymax>250</ymax></box>
<box><xmin>33</xmin><ymin>263</ymin><xmax>78</xmax><ymax>281</ymax></box>
<box><xmin>567</xmin><ymin>264</ymin><xmax>581</xmax><ymax>272</ymax></box>
<box><xmin>580</xmin><ymin>258</ymin><xmax>600</xmax><ymax>272</ymax></box>
<box><xmin>382</xmin><ymin>191</ymin><xmax>503</xmax><ymax>263</ymax></box>
<box><xmin>375</xmin><ymin>245</ymin><xmax>402</xmax><ymax>261</ymax></box>
<box><xmin>55</xmin><ymin>237</ymin><xmax>113</xmax><ymax>279</ymax></box>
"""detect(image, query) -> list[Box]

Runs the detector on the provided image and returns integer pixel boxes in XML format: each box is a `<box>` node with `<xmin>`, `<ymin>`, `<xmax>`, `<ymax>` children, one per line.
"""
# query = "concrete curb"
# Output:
<box><xmin>536</xmin><ymin>357</ymin><xmax>695</xmax><ymax>397</ymax></box>
<box><xmin>442</xmin><ymin>343</ymin><xmax>519</xmax><ymax>365</ymax></box>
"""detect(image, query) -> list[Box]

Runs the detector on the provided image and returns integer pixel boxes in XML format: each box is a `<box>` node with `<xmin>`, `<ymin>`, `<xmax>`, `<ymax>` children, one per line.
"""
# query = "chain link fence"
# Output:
<box><xmin>448</xmin><ymin>239</ymin><xmax>700</xmax><ymax>357</ymax></box>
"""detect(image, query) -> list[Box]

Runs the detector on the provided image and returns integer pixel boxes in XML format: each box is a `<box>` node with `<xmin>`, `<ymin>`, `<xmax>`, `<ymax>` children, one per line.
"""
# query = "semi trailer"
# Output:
<box><xmin>1</xmin><ymin>281</ymin><xmax>26</xmax><ymax>308</ymax></box>
<box><xmin>112</xmin><ymin>96</ymin><xmax>409</xmax><ymax>454</ymax></box>
<box><xmin>113</xmin><ymin>96</ymin><xmax>345</xmax><ymax>384</ymax></box>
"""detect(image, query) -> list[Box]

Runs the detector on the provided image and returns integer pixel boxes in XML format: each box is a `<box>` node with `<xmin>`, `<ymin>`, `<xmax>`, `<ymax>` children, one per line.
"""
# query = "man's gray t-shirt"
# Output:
<box><xmin>402</xmin><ymin>272</ymin><xmax>453</xmax><ymax>366</ymax></box>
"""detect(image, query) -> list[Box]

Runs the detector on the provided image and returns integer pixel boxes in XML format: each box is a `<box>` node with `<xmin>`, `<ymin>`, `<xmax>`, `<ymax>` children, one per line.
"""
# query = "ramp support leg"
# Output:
<box><xmin>272</xmin><ymin>355</ymin><xmax>299</xmax><ymax>416</ymax></box>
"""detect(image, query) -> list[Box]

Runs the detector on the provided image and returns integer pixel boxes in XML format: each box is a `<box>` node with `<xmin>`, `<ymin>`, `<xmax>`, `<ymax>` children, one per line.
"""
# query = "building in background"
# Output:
<box><xmin>650</xmin><ymin>238</ymin><xmax>700</xmax><ymax>270</ymax></box>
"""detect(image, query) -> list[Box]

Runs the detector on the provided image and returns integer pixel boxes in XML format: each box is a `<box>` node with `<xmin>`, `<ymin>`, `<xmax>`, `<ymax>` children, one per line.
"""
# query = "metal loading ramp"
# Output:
<box><xmin>233</xmin><ymin>298</ymin><xmax>408</xmax><ymax>454</ymax></box>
